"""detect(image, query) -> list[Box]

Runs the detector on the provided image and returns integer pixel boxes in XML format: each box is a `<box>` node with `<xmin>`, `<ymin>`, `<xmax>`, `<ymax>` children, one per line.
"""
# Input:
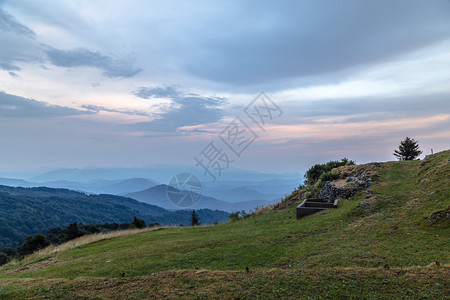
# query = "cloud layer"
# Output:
<box><xmin>45</xmin><ymin>47</ymin><xmax>142</xmax><ymax>78</ymax></box>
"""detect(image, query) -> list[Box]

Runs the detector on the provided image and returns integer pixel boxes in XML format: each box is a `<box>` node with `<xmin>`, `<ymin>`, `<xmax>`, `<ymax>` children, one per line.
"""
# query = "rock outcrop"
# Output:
<box><xmin>318</xmin><ymin>181</ymin><xmax>356</xmax><ymax>201</ymax></box>
<box><xmin>318</xmin><ymin>162</ymin><xmax>381</xmax><ymax>201</ymax></box>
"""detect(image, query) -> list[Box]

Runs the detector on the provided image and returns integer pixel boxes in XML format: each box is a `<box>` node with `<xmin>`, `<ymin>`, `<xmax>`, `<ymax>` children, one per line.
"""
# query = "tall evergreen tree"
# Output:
<box><xmin>190</xmin><ymin>209</ymin><xmax>200</xmax><ymax>226</ymax></box>
<box><xmin>393</xmin><ymin>137</ymin><xmax>422</xmax><ymax>161</ymax></box>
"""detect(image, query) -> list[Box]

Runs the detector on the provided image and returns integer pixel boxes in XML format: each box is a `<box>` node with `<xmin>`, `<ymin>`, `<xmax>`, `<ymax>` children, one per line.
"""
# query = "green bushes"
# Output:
<box><xmin>317</xmin><ymin>171</ymin><xmax>340</xmax><ymax>188</ymax></box>
<box><xmin>17</xmin><ymin>234</ymin><xmax>50</xmax><ymax>257</ymax></box>
<box><xmin>304</xmin><ymin>158</ymin><xmax>354</xmax><ymax>186</ymax></box>
<box><xmin>130</xmin><ymin>216</ymin><xmax>147</xmax><ymax>229</ymax></box>
<box><xmin>227</xmin><ymin>210</ymin><xmax>250</xmax><ymax>222</ymax></box>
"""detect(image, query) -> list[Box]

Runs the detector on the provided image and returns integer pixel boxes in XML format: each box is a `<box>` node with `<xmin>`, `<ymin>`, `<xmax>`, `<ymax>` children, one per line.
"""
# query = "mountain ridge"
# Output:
<box><xmin>126</xmin><ymin>184</ymin><xmax>278</xmax><ymax>212</ymax></box>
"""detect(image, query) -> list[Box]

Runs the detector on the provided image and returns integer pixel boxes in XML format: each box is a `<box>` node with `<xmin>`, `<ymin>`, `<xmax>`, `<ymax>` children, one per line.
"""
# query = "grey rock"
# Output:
<box><xmin>318</xmin><ymin>181</ymin><xmax>356</xmax><ymax>201</ymax></box>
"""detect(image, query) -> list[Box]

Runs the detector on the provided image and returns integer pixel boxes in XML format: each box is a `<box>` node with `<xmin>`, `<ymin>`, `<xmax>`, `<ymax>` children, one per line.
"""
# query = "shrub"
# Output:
<box><xmin>130</xmin><ymin>216</ymin><xmax>147</xmax><ymax>229</ymax></box>
<box><xmin>304</xmin><ymin>158</ymin><xmax>354</xmax><ymax>186</ymax></box>
<box><xmin>17</xmin><ymin>234</ymin><xmax>50</xmax><ymax>257</ymax></box>
<box><xmin>66</xmin><ymin>222</ymin><xmax>85</xmax><ymax>241</ymax></box>
<box><xmin>228</xmin><ymin>212</ymin><xmax>240</xmax><ymax>222</ymax></box>
<box><xmin>317</xmin><ymin>171</ymin><xmax>340</xmax><ymax>188</ymax></box>
<box><xmin>0</xmin><ymin>252</ymin><xmax>9</xmax><ymax>266</ymax></box>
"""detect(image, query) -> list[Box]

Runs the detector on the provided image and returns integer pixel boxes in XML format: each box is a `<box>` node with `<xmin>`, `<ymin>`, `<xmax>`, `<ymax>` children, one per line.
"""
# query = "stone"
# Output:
<box><xmin>318</xmin><ymin>181</ymin><xmax>356</xmax><ymax>201</ymax></box>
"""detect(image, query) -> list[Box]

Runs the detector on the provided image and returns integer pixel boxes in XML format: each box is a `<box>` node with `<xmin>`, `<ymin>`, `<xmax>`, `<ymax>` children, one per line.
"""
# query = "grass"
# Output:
<box><xmin>0</xmin><ymin>267</ymin><xmax>447</xmax><ymax>299</ymax></box>
<box><xmin>21</xmin><ymin>226</ymin><xmax>162</xmax><ymax>263</ymax></box>
<box><xmin>0</xmin><ymin>150</ymin><xmax>449</xmax><ymax>298</ymax></box>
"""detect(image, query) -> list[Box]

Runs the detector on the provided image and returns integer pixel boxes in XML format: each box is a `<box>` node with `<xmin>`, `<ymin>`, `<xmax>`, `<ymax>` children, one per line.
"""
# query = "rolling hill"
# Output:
<box><xmin>0</xmin><ymin>150</ymin><xmax>448</xmax><ymax>298</ymax></box>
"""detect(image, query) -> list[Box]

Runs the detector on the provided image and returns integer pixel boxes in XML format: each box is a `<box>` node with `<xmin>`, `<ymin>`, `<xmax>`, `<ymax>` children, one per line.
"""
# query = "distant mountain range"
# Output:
<box><xmin>126</xmin><ymin>185</ymin><xmax>278</xmax><ymax>212</ymax></box>
<box><xmin>0</xmin><ymin>166</ymin><xmax>301</xmax><ymax>212</ymax></box>
<box><xmin>20</xmin><ymin>166</ymin><xmax>301</xmax><ymax>186</ymax></box>
<box><xmin>0</xmin><ymin>177</ymin><xmax>158</xmax><ymax>195</ymax></box>
<box><xmin>0</xmin><ymin>185</ymin><xmax>229</xmax><ymax>247</ymax></box>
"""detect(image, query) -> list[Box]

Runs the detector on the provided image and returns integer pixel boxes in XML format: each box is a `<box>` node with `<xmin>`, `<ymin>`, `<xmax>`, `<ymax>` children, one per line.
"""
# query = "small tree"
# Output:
<box><xmin>130</xmin><ymin>216</ymin><xmax>146</xmax><ymax>229</ymax></box>
<box><xmin>0</xmin><ymin>253</ymin><xmax>9</xmax><ymax>266</ymax></box>
<box><xmin>17</xmin><ymin>234</ymin><xmax>50</xmax><ymax>256</ymax></box>
<box><xmin>393</xmin><ymin>137</ymin><xmax>422</xmax><ymax>161</ymax></box>
<box><xmin>190</xmin><ymin>210</ymin><xmax>200</xmax><ymax>226</ymax></box>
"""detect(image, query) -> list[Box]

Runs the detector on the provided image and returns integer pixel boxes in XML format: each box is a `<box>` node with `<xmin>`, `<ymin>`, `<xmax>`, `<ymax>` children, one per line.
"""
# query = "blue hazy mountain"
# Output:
<box><xmin>126</xmin><ymin>184</ymin><xmax>278</xmax><ymax>212</ymax></box>
<box><xmin>0</xmin><ymin>177</ymin><xmax>158</xmax><ymax>196</ymax></box>
<box><xmin>28</xmin><ymin>165</ymin><xmax>301</xmax><ymax>184</ymax></box>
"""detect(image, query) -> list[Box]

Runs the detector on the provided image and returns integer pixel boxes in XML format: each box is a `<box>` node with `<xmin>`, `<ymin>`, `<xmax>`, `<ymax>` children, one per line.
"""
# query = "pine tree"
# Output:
<box><xmin>393</xmin><ymin>137</ymin><xmax>422</xmax><ymax>161</ymax></box>
<box><xmin>190</xmin><ymin>209</ymin><xmax>200</xmax><ymax>226</ymax></box>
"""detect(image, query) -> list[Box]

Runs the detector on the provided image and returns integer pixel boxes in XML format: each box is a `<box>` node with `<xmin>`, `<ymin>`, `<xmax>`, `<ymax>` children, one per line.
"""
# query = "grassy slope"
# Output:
<box><xmin>0</xmin><ymin>150</ymin><xmax>449</xmax><ymax>299</ymax></box>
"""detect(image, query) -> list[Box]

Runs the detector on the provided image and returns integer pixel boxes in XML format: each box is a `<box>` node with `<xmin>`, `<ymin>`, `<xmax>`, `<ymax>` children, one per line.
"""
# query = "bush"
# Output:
<box><xmin>0</xmin><ymin>252</ymin><xmax>9</xmax><ymax>266</ymax></box>
<box><xmin>65</xmin><ymin>222</ymin><xmax>85</xmax><ymax>241</ymax></box>
<box><xmin>17</xmin><ymin>234</ymin><xmax>50</xmax><ymax>257</ymax></box>
<box><xmin>228</xmin><ymin>212</ymin><xmax>240</xmax><ymax>222</ymax></box>
<box><xmin>227</xmin><ymin>210</ymin><xmax>250</xmax><ymax>222</ymax></box>
<box><xmin>304</xmin><ymin>158</ymin><xmax>354</xmax><ymax>186</ymax></box>
<box><xmin>130</xmin><ymin>216</ymin><xmax>147</xmax><ymax>229</ymax></box>
<box><xmin>317</xmin><ymin>171</ymin><xmax>340</xmax><ymax>188</ymax></box>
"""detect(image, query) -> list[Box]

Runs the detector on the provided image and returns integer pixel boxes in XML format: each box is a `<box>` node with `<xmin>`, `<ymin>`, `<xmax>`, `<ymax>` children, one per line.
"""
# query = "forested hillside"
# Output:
<box><xmin>0</xmin><ymin>186</ymin><xmax>229</xmax><ymax>247</ymax></box>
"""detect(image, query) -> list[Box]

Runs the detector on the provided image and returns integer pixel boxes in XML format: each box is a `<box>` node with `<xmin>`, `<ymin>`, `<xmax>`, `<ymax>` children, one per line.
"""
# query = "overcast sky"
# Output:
<box><xmin>0</xmin><ymin>0</ymin><xmax>449</xmax><ymax>176</ymax></box>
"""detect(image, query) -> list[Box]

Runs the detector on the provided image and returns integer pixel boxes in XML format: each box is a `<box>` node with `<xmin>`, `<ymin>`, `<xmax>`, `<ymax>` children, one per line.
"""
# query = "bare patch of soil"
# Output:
<box><xmin>6</xmin><ymin>257</ymin><xmax>59</xmax><ymax>275</ymax></box>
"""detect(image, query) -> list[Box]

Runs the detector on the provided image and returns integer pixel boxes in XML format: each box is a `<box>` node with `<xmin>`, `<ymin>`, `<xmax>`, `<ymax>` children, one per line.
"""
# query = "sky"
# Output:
<box><xmin>0</xmin><ymin>0</ymin><xmax>449</xmax><ymax>176</ymax></box>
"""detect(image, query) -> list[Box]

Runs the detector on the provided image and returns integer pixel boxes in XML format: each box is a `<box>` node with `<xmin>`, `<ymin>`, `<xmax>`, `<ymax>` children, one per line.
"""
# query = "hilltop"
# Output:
<box><xmin>0</xmin><ymin>150</ymin><xmax>449</xmax><ymax>299</ymax></box>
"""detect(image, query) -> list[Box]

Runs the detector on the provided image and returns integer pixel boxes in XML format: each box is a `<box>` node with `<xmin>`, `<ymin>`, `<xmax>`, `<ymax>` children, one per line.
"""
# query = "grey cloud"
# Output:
<box><xmin>45</xmin><ymin>47</ymin><xmax>142</xmax><ymax>78</ymax></box>
<box><xmin>0</xmin><ymin>8</ymin><xmax>35</xmax><ymax>37</ymax></box>
<box><xmin>0</xmin><ymin>62</ymin><xmax>20</xmax><ymax>71</ymax></box>
<box><xmin>132</xmin><ymin>86</ymin><xmax>226</xmax><ymax>132</ymax></box>
<box><xmin>0</xmin><ymin>91</ymin><xmax>92</xmax><ymax>118</ymax></box>
<box><xmin>82</xmin><ymin>104</ymin><xmax>148</xmax><ymax>116</ymax></box>
<box><xmin>0</xmin><ymin>62</ymin><xmax>21</xmax><ymax>77</ymax></box>
<box><xmin>8</xmin><ymin>71</ymin><xmax>19</xmax><ymax>77</ymax></box>
<box><xmin>0</xmin><ymin>5</ymin><xmax>143</xmax><ymax>80</ymax></box>
<box><xmin>183</xmin><ymin>0</ymin><xmax>450</xmax><ymax>86</ymax></box>
<box><xmin>179</xmin><ymin>128</ymin><xmax>216</xmax><ymax>134</ymax></box>
<box><xmin>133</xmin><ymin>86</ymin><xmax>181</xmax><ymax>99</ymax></box>
<box><xmin>0</xmin><ymin>8</ymin><xmax>41</xmax><ymax>73</ymax></box>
